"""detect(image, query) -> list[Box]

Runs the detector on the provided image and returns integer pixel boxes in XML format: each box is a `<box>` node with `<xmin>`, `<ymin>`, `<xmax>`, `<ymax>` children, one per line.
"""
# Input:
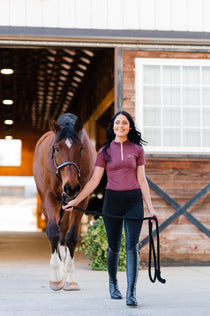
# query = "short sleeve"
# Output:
<box><xmin>95</xmin><ymin>148</ymin><xmax>106</xmax><ymax>168</ymax></box>
<box><xmin>137</xmin><ymin>146</ymin><xmax>145</xmax><ymax>166</ymax></box>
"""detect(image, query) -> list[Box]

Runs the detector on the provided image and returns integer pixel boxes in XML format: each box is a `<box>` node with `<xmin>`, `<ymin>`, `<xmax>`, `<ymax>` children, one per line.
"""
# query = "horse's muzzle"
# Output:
<box><xmin>61</xmin><ymin>191</ymin><xmax>79</xmax><ymax>208</ymax></box>
<box><xmin>63</xmin><ymin>183</ymin><xmax>81</xmax><ymax>199</ymax></box>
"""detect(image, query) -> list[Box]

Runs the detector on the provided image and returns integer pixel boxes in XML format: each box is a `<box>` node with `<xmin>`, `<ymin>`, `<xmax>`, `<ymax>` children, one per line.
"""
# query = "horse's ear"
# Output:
<box><xmin>49</xmin><ymin>119</ymin><xmax>61</xmax><ymax>133</ymax></box>
<box><xmin>74</xmin><ymin>116</ymin><xmax>83</xmax><ymax>133</ymax></box>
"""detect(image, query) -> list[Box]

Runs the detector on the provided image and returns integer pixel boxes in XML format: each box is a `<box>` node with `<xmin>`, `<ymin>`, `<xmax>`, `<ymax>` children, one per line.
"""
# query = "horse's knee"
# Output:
<box><xmin>46</xmin><ymin>221</ymin><xmax>60</xmax><ymax>252</ymax></box>
<box><xmin>66</xmin><ymin>227</ymin><xmax>78</xmax><ymax>257</ymax></box>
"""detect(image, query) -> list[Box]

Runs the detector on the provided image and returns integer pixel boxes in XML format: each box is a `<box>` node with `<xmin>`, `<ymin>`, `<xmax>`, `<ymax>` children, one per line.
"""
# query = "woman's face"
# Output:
<box><xmin>113</xmin><ymin>114</ymin><xmax>130</xmax><ymax>139</ymax></box>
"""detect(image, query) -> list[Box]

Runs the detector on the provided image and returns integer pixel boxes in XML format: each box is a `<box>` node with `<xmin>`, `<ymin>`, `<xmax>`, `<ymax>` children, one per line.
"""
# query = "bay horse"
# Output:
<box><xmin>33</xmin><ymin>113</ymin><xmax>96</xmax><ymax>291</ymax></box>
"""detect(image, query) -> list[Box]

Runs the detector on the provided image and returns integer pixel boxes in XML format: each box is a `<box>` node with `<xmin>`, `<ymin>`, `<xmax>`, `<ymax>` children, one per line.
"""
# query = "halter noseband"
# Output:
<box><xmin>52</xmin><ymin>145</ymin><xmax>81</xmax><ymax>182</ymax></box>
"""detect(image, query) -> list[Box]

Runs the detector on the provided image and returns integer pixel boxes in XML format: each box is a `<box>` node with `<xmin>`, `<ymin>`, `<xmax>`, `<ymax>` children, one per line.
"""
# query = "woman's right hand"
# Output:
<box><xmin>62</xmin><ymin>167</ymin><xmax>105</xmax><ymax>212</ymax></box>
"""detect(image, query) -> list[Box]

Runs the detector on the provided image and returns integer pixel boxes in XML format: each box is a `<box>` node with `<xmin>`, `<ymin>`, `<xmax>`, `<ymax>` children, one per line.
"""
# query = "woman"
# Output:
<box><xmin>63</xmin><ymin>111</ymin><xmax>158</xmax><ymax>307</ymax></box>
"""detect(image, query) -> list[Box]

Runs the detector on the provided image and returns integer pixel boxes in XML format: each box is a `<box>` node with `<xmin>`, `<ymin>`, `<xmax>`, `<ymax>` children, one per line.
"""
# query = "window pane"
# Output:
<box><xmin>203</xmin><ymin>108</ymin><xmax>210</xmax><ymax>127</ymax></box>
<box><xmin>163</xmin><ymin>87</ymin><xmax>180</xmax><ymax>105</ymax></box>
<box><xmin>144</xmin><ymin>128</ymin><xmax>161</xmax><ymax>146</ymax></box>
<box><xmin>144</xmin><ymin>107</ymin><xmax>160</xmax><ymax>126</ymax></box>
<box><xmin>143</xmin><ymin>65</ymin><xmax>160</xmax><ymax>84</ymax></box>
<box><xmin>202</xmin><ymin>87</ymin><xmax>210</xmax><ymax>105</ymax></box>
<box><xmin>202</xmin><ymin>67</ymin><xmax>210</xmax><ymax>84</ymax></box>
<box><xmin>143</xmin><ymin>86</ymin><xmax>160</xmax><ymax>105</ymax></box>
<box><xmin>163</xmin><ymin>128</ymin><xmax>181</xmax><ymax>146</ymax></box>
<box><xmin>163</xmin><ymin>107</ymin><xmax>180</xmax><ymax>127</ymax></box>
<box><xmin>162</xmin><ymin>66</ymin><xmax>180</xmax><ymax>84</ymax></box>
<box><xmin>182</xmin><ymin>87</ymin><xmax>200</xmax><ymax>105</ymax></box>
<box><xmin>183</xmin><ymin>108</ymin><xmax>200</xmax><ymax>127</ymax></box>
<box><xmin>0</xmin><ymin>140</ymin><xmax>22</xmax><ymax>166</ymax></box>
<box><xmin>183</xmin><ymin>129</ymin><xmax>200</xmax><ymax>147</ymax></box>
<box><xmin>203</xmin><ymin>129</ymin><xmax>210</xmax><ymax>146</ymax></box>
<box><xmin>182</xmin><ymin>66</ymin><xmax>200</xmax><ymax>84</ymax></box>
<box><xmin>136</xmin><ymin>58</ymin><xmax>210</xmax><ymax>152</ymax></box>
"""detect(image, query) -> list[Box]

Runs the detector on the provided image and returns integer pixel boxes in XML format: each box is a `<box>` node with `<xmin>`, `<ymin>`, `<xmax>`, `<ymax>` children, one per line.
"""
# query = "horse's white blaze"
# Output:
<box><xmin>59</xmin><ymin>245</ymin><xmax>66</xmax><ymax>261</ymax></box>
<box><xmin>49</xmin><ymin>250</ymin><xmax>65</xmax><ymax>282</ymax></box>
<box><xmin>65</xmin><ymin>138</ymin><xmax>72</xmax><ymax>148</ymax></box>
<box><xmin>65</xmin><ymin>247</ymin><xmax>77</xmax><ymax>283</ymax></box>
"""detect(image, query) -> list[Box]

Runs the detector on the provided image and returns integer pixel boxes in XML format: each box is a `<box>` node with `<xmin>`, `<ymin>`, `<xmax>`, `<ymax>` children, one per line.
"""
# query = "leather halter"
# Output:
<box><xmin>52</xmin><ymin>145</ymin><xmax>81</xmax><ymax>182</ymax></box>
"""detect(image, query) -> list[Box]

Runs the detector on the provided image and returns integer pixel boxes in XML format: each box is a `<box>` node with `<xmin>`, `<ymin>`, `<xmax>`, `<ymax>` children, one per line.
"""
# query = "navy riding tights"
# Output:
<box><xmin>102</xmin><ymin>189</ymin><xmax>144</xmax><ymax>252</ymax></box>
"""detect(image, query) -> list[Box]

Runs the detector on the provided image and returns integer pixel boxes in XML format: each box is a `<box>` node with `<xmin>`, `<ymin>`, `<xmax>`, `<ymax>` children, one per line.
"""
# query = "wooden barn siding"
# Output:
<box><xmin>123</xmin><ymin>50</ymin><xmax>210</xmax><ymax>263</ymax></box>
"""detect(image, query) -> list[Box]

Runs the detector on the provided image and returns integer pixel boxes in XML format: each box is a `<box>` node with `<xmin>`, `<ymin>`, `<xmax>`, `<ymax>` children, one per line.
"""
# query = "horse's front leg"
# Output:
<box><xmin>63</xmin><ymin>208</ymin><xmax>83</xmax><ymax>291</ymax></box>
<box><xmin>45</xmin><ymin>196</ymin><xmax>66</xmax><ymax>291</ymax></box>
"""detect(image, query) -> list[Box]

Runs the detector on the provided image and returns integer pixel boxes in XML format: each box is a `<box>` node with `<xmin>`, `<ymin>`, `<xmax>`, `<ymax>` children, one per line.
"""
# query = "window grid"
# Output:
<box><xmin>135</xmin><ymin>58</ymin><xmax>210</xmax><ymax>153</ymax></box>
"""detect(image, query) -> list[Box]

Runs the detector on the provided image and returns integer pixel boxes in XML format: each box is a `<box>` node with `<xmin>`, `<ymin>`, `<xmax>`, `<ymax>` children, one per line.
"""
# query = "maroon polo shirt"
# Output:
<box><xmin>95</xmin><ymin>140</ymin><xmax>145</xmax><ymax>191</ymax></box>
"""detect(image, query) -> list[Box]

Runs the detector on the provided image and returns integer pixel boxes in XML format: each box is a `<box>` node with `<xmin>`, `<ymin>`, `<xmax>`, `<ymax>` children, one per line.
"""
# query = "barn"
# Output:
<box><xmin>0</xmin><ymin>0</ymin><xmax>209</xmax><ymax>265</ymax></box>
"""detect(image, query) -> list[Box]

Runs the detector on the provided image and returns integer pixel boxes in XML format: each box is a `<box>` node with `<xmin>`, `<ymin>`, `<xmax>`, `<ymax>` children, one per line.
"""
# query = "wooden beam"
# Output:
<box><xmin>85</xmin><ymin>88</ymin><xmax>114</xmax><ymax>146</ymax></box>
<box><xmin>92</xmin><ymin>88</ymin><xmax>114</xmax><ymax>121</ymax></box>
<box><xmin>114</xmin><ymin>47</ymin><xmax>123</xmax><ymax>113</ymax></box>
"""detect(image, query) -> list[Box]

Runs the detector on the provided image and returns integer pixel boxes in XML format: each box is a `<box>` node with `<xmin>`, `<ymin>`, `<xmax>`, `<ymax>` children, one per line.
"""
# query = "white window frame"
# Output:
<box><xmin>135</xmin><ymin>58</ymin><xmax>210</xmax><ymax>156</ymax></box>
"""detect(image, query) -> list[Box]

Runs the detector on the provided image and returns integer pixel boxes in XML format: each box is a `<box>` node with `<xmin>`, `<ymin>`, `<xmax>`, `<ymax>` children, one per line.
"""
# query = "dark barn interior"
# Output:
<box><xmin>0</xmin><ymin>46</ymin><xmax>114</xmax><ymax>230</ymax></box>
<box><xmin>0</xmin><ymin>46</ymin><xmax>114</xmax><ymax>181</ymax></box>
<box><xmin>0</xmin><ymin>47</ymin><xmax>114</xmax><ymax>139</ymax></box>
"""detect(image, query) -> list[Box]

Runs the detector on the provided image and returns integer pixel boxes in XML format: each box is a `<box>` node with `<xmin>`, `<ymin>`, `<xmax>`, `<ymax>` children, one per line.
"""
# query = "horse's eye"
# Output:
<box><xmin>55</xmin><ymin>147</ymin><xmax>60</xmax><ymax>152</ymax></box>
<box><xmin>80</xmin><ymin>146</ymin><xmax>83</xmax><ymax>153</ymax></box>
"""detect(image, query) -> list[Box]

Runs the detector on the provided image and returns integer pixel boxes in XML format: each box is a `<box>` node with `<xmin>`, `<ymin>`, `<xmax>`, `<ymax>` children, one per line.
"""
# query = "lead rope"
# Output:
<box><xmin>148</xmin><ymin>218</ymin><xmax>166</xmax><ymax>283</ymax></box>
<box><xmin>73</xmin><ymin>206</ymin><xmax>166</xmax><ymax>284</ymax></box>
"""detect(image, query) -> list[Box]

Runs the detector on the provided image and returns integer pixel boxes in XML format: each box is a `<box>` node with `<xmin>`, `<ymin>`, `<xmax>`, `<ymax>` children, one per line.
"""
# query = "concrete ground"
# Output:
<box><xmin>0</xmin><ymin>196</ymin><xmax>37</xmax><ymax>232</ymax></box>
<box><xmin>0</xmin><ymin>231</ymin><xmax>210</xmax><ymax>316</ymax></box>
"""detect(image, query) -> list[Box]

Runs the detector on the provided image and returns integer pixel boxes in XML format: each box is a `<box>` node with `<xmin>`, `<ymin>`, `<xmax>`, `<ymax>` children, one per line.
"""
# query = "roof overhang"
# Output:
<box><xmin>1</xmin><ymin>26</ymin><xmax>210</xmax><ymax>49</ymax></box>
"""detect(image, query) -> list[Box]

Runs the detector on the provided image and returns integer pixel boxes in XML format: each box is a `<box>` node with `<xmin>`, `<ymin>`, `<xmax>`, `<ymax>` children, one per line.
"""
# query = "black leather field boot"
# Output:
<box><xmin>126</xmin><ymin>243</ymin><xmax>139</xmax><ymax>306</ymax></box>
<box><xmin>107</xmin><ymin>247</ymin><xmax>123</xmax><ymax>299</ymax></box>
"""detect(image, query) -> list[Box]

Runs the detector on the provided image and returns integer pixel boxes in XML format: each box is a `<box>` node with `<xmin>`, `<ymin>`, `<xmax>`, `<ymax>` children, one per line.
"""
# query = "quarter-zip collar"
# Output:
<box><xmin>113</xmin><ymin>139</ymin><xmax>130</xmax><ymax>161</ymax></box>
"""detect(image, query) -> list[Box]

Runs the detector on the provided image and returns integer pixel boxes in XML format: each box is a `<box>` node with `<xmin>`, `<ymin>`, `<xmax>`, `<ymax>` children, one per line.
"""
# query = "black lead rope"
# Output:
<box><xmin>148</xmin><ymin>217</ymin><xmax>166</xmax><ymax>284</ymax></box>
<box><xmin>73</xmin><ymin>206</ymin><xmax>166</xmax><ymax>284</ymax></box>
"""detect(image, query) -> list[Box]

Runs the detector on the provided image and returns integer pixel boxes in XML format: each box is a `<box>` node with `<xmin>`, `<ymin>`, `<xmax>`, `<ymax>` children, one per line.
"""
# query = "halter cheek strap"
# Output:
<box><xmin>52</xmin><ymin>146</ymin><xmax>81</xmax><ymax>181</ymax></box>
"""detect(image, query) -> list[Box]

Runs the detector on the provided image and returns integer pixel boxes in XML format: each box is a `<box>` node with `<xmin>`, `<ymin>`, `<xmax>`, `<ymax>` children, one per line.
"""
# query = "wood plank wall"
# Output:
<box><xmin>123</xmin><ymin>50</ymin><xmax>210</xmax><ymax>263</ymax></box>
<box><xmin>141</xmin><ymin>158</ymin><xmax>210</xmax><ymax>264</ymax></box>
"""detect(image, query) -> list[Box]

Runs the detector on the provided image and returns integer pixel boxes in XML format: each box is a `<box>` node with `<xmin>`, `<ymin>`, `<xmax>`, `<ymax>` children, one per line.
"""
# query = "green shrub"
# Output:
<box><xmin>77</xmin><ymin>217</ymin><xmax>126</xmax><ymax>271</ymax></box>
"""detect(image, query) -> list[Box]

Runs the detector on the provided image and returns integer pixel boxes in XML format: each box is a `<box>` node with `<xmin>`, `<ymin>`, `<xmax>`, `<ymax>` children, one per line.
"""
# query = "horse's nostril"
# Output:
<box><xmin>64</xmin><ymin>183</ymin><xmax>81</xmax><ymax>197</ymax></box>
<box><xmin>64</xmin><ymin>184</ymin><xmax>71</xmax><ymax>195</ymax></box>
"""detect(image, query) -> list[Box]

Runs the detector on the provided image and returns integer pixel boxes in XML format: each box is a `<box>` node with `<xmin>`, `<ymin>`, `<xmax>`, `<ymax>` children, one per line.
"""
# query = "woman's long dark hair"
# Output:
<box><xmin>102</xmin><ymin>111</ymin><xmax>146</xmax><ymax>160</ymax></box>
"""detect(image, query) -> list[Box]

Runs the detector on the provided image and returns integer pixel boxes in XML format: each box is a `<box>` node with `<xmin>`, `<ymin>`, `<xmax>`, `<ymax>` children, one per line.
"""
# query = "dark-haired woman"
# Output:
<box><xmin>63</xmin><ymin>111</ymin><xmax>158</xmax><ymax>307</ymax></box>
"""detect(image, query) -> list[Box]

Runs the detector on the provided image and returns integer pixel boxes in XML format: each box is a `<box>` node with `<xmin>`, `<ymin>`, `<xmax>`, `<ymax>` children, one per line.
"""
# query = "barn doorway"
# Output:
<box><xmin>0</xmin><ymin>45</ymin><xmax>114</xmax><ymax>231</ymax></box>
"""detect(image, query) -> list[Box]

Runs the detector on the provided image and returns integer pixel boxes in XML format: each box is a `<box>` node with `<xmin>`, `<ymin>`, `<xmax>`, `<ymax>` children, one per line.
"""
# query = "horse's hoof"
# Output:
<box><xmin>63</xmin><ymin>282</ymin><xmax>80</xmax><ymax>291</ymax></box>
<box><xmin>50</xmin><ymin>279</ymin><xmax>65</xmax><ymax>291</ymax></box>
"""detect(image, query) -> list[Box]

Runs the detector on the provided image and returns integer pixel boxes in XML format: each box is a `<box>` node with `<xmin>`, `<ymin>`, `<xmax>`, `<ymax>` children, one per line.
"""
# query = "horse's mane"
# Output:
<box><xmin>55</xmin><ymin>113</ymin><xmax>80</xmax><ymax>144</ymax></box>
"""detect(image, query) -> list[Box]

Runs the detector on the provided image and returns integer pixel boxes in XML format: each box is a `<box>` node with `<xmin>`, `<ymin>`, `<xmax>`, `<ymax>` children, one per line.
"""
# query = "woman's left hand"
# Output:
<box><xmin>149</xmin><ymin>208</ymin><xmax>159</xmax><ymax>220</ymax></box>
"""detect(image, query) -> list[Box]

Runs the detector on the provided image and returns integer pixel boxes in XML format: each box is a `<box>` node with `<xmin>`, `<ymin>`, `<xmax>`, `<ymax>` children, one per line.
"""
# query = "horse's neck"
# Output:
<box><xmin>80</xmin><ymin>129</ymin><xmax>97</xmax><ymax>171</ymax></box>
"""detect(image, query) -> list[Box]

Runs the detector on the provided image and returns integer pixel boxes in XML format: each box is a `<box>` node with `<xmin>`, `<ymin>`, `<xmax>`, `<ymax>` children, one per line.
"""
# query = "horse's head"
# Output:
<box><xmin>49</xmin><ymin>114</ymin><xmax>84</xmax><ymax>203</ymax></box>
